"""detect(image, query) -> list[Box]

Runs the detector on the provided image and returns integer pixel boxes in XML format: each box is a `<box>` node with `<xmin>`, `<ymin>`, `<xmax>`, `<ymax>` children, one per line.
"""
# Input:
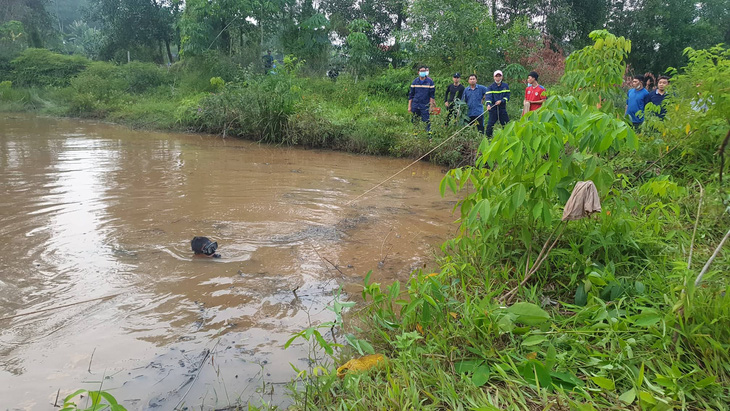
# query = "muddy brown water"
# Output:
<box><xmin>0</xmin><ymin>114</ymin><xmax>459</xmax><ymax>410</ymax></box>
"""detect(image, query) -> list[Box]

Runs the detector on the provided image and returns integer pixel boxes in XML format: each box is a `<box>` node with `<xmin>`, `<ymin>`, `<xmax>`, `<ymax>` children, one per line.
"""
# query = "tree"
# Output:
<box><xmin>609</xmin><ymin>0</ymin><xmax>729</xmax><ymax>74</ymax></box>
<box><xmin>64</xmin><ymin>20</ymin><xmax>103</xmax><ymax>59</ymax></box>
<box><xmin>281</xmin><ymin>1</ymin><xmax>331</xmax><ymax>73</ymax></box>
<box><xmin>86</xmin><ymin>0</ymin><xmax>179</xmax><ymax>62</ymax></box>
<box><xmin>179</xmin><ymin>0</ymin><xmax>292</xmax><ymax>59</ymax></box>
<box><xmin>48</xmin><ymin>0</ymin><xmax>90</xmax><ymax>33</ymax></box>
<box><xmin>0</xmin><ymin>0</ymin><xmax>56</xmax><ymax>48</ymax></box>
<box><xmin>346</xmin><ymin>19</ymin><xmax>373</xmax><ymax>82</ymax></box>
<box><xmin>0</xmin><ymin>20</ymin><xmax>28</xmax><ymax>75</ymax></box>
<box><xmin>319</xmin><ymin>0</ymin><xmax>406</xmax><ymax>68</ymax></box>
<box><xmin>441</xmin><ymin>31</ymin><xmax>637</xmax><ymax>279</ymax></box>
<box><xmin>404</xmin><ymin>0</ymin><xmax>536</xmax><ymax>75</ymax></box>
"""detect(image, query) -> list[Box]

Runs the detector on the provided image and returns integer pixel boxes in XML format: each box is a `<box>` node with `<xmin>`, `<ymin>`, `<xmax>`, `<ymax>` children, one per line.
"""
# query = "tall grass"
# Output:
<box><xmin>0</xmin><ymin>51</ymin><xmax>487</xmax><ymax>166</ymax></box>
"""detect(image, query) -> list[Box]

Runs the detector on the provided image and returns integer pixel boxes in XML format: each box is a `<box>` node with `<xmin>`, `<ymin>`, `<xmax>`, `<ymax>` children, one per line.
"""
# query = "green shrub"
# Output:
<box><xmin>194</xmin><ymin>81</ymin><xmax>296</xmax><ymax>142</ymax></box>
<box><xmin>122</xmin><ymin>62</ymin><xmax>170</xmax><ymax>93</ymax></box>
<box><xmin>171</xmin><ymin>51</ymin><xmax>245</xmax><ymax>93</ymax></box>
<box><xmin>10</xmin><ymin>48</ymin><xmax>89</xmax><ymax>87</ymax></box>
<box><xmin>0</xmin><ymin>80</ymin><xmax>11</xmax><ymax>97</ymax></box>
<box><xmin>365</xmin><ymin>66</ymin><xmax>415</xmax><ymax>99</ymax></box>
<box><xmin>287</xmin><ymin>109</ymin><xmax>347</xmax><ymax>147</ymax></box>
<box><xmin>70</xmin><ymin>64</ymin><xmax>126</xmax><ymax>101</ymax></box>
<box><xmin>174</xmin><ymin>93</ymin><xmax>207</xmax><ymax>126</ymax></box>
<box><xmin>209</xmin><ymin>76</ymin><xmax>225</xmax><ymax>92</ymax></box>
<box><xmin>66</xmin><ymin>63</ymin><xmax>125</xmax><ymax>116</ymax></box>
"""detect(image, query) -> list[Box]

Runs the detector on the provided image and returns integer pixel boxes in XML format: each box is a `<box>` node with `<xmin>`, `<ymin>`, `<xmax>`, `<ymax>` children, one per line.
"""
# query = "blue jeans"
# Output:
<box><xmin>411</xmin><ymin>107</ymin><xmax>431</xmax><ymax>132</ymax></box>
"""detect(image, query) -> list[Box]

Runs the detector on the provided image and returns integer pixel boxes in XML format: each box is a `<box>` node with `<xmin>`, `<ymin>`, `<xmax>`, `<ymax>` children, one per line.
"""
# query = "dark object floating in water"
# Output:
<box><xmin>191</xmin><ymin>236</ymin><xmax>221</xmax><ymax>258</ymax></box>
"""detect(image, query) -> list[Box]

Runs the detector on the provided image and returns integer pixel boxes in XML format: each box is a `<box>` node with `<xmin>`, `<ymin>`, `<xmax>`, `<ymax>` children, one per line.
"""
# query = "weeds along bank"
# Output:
<box><xmin>285</xmin><ymin>33</ymin><xmax>730</xmax><ymax>410</ymax></box>
<box><xmin>0</xmin><ymin>49</ymin><xmax>514</xmax><ymax>167</ymax></box>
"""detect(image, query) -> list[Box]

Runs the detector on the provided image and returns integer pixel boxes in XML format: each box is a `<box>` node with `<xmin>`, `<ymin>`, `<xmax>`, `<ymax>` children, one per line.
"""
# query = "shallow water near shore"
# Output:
<box><xmin>0</xmin><ymin>114</ymin><xmax>457</xmax><ymax>409</ymax></box>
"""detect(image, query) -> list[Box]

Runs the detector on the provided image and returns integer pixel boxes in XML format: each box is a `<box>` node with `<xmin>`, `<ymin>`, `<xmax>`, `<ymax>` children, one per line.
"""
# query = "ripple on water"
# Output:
<box><xmin>0</xmin><ymin>113</ymin><xmax>457</xmax><ymax>409</ymax></box>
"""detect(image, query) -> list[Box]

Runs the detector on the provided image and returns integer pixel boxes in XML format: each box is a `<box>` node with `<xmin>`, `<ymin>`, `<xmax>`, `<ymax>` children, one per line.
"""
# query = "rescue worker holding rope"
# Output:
<box><xmin>408</xmin><ymin>65</ymin><xmax>436</xmax><ymax>133</ymax></box>
<box><xmin>485</xmin><ymin>70</ymin><xmax>510</xmax><ymax>138</ymax></box>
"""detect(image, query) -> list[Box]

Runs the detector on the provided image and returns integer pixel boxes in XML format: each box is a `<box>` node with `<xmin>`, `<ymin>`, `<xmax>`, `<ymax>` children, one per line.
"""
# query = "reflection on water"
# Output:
<box><xmin>0</xmin><ymin>114</ymin><xmax>457</xmax><ymax>409</ymax></box>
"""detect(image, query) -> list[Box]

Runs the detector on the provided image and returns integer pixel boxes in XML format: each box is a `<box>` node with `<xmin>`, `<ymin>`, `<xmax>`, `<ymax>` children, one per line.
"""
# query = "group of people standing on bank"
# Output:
<box><xmin>408</xmin><ymin>66</ymin><xmax>545</xmax><ymax>137</ymax></box>
<box><xmin>409</xmin><ymin>65</ymin><xmax>671</xmax><ymax>137</ymax></box>
<box><xmin>626</xmin><ymin>73</ymin><xmax>670</xmax><ymax>128</ymax></box>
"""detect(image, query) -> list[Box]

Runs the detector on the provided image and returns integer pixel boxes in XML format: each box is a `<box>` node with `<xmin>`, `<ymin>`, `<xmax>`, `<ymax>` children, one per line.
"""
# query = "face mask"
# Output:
<box><xmin>419</xmin><ymin>71</ymin><xmax>427</xmax><ymax>77</ymax></box>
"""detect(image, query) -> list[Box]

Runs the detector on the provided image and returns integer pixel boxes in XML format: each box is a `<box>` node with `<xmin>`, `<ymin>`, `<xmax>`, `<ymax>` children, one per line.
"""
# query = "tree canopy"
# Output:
<box><xmin>0</xmin><ymin>0</ymin><xmax>727</xmax><ymax>77</ymax></box>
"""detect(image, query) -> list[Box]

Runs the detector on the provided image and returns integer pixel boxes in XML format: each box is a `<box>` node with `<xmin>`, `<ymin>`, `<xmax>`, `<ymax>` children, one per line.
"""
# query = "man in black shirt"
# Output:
<box><xmin>444</xmin><ymin>73</ymin><xmax>465</xmax><ymax>126</ymax></box>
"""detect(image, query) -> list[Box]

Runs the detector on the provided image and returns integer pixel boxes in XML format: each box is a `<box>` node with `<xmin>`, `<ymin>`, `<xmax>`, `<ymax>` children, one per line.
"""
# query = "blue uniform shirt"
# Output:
<box><xmin>463</xmin><ymin>84</ymin><xmax>487</xmax><ymax>117</ymax></box>
<box><xmin>643</xmin><ymin>89</ymin><xmax>667</xmax><ymax>119</ymax></box>
<box><xmin>485</xmin><ymin>82</ymin><xmax>510</xmax><ymax>106</ymax></box>
<box><xmin>627</xmin><ymin>88</ymin><xmax>649</xmax><ymax>123</ymax></box>
<box><xmin>408</xmin><ymin>77</ymin><xmax>435</xmax><ymax>109</ymax></box>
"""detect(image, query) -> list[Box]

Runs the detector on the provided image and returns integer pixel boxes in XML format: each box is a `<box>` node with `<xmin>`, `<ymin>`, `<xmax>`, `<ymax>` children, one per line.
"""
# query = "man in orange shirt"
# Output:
<box><xmin>522</xmin><ymin>71</ymin><xmax>546</xmax><ymax>116</ymax></box>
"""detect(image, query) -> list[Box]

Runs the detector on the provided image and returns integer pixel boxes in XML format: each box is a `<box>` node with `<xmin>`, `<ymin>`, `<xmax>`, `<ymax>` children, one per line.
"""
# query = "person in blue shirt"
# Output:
<box><xmin>485</xmin><ymin>70</ymin><xmax>510</xmax><ymax>138</ymax></box>
<box><xmin>408</xmin><ymin>65</ymin><xmax>436</xmax><ymax>132</ymax></box>
<box><xmin>626</xmin><ymin>74</ymin><xmax>650</xmax><ymax>128</ymax></box>
<box><xmin>643</xmin><ymin>75</ymin><xmax>669</xmax><ymax>119</ymax></box>
<box><xmin>462</xmin><ymin>74</ymin><xmax>488</xmax><ymax>134</ymax></box>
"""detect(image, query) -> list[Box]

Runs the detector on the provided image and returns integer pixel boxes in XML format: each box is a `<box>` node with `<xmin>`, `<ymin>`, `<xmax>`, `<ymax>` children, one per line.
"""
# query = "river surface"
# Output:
<box><xmin>0</xmin><ymin>114</ymin><xmax>458</xmax><ymax>410</ymax></box>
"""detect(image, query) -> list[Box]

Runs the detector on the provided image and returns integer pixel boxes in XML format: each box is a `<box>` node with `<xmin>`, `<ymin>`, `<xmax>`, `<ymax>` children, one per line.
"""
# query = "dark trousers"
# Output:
<box><xmin>469</xmin><ymin>115</ymin><xmax>485</xmax><ymax>134</ymax></box>
<box><xmin>412</xmin><ymin>107</ymin><xmax>431</xmax><ymax>131</ymax></box>
<box><xmin>487</xmin><ymin>106</ymin><xmax>509</xmax><ymax>137</ymax></box>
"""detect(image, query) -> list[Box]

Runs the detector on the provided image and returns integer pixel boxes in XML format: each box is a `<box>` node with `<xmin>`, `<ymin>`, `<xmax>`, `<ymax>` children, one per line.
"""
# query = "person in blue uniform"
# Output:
<box><xmin>485</xmin><ymin>70</ymin><xmax>510</xmax><ymax>138</ymax></box>
<box><xmin>408</xmin><ymin>65</ymin><xmax>436</xmax><ymax>132</ymax></box>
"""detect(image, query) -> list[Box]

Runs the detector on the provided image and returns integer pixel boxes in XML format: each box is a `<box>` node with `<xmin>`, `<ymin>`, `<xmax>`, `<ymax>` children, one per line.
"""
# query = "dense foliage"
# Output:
<box><xmin>284</xmin><ymin>33</ymin><xmax>730</xmax><ymax>410</ymax></box>
<box><xmin>1</xmin><ymin>0</ymin><xmax>728</xmax><ymax>77</ymax></box>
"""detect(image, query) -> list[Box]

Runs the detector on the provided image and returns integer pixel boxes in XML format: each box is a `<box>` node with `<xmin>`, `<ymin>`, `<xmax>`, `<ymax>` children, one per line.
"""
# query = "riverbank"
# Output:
<box><xmin>282</xmin><ymin>37</ymin><xmax>730</xmax><ymax>409</ymax></box>
<box><xmin>0</xmin><ymin>49</ymin><xmax>528</xmax><ymax>168</ymax></box>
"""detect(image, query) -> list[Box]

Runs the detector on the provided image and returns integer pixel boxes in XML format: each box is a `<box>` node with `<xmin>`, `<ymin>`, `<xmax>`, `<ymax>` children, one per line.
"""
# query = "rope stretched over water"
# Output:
<box><xmin>345</xmin><ymin>110</ymin><xmax>487</xmax><ymax>206</ymax></box>
<box><xmin>0</xmin><ymin>293</ymin><xmax>121</xmax><ymax>322</ymax></box>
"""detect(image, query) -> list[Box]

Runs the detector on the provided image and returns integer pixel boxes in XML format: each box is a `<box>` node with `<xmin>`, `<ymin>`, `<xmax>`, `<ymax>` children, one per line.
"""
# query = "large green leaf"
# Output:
<box><xmin>619</xmin><ymin>388</ymin><xmax>636</xmax><ymax>404</ymax></box>
<box><xmin>512</xmin><ymin>183</ymin><xmax>526</xmax><ymax>209</ymax></box>
<box><xmin>507</xmin><ymin>302</ymin><xmax>550</xmax><ymax>326</ymax></box>
<box><xmin>522</xmin><ymin>334</ymin><xmax>547</xmax><ymax>346</ymax></box>
<box><xmin>591</xmin><ymin>376</ymin><xmax>615</xmax><ymax>391</ymax></box>
<box><xmin>471</xmin><ymin>365</ymin><xmax>491</xmax><ymax>387</ymax></box>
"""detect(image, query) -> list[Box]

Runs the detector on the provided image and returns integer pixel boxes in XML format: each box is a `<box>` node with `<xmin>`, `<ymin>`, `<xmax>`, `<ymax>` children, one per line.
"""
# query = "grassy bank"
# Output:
<box><xmin>282</xmin><ymin>35</ymin><xmax>730</xmax><ymax>410</ymax></box>
<box><xmin>0</xmin><ymin>49</ymin><xmax>530</xmax><ymax>168</ymax></box>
